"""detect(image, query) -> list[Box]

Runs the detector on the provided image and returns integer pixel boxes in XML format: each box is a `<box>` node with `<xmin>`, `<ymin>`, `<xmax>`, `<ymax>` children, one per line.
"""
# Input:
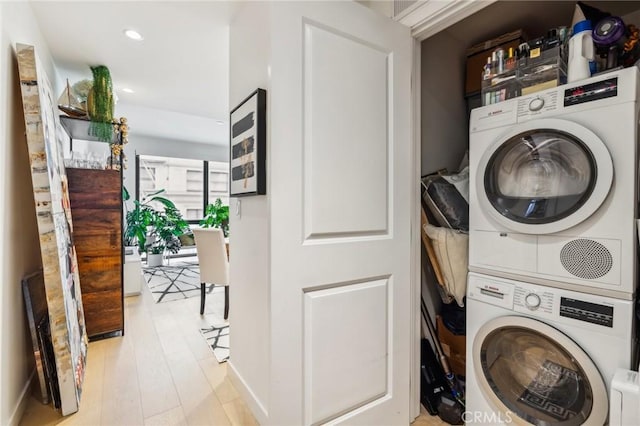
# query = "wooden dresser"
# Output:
<box><xmin>67</xmin><ymin>168</ymin><xmax>124</xmax><ymax>338</ymax></box>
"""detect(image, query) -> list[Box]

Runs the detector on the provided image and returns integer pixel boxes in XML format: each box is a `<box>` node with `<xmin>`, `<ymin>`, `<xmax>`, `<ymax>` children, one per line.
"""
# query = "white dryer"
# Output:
<box><xmin>466</xmin><ymin>272</ymin><xmax>636</xmax><ymax>425</ymax></box>
<box><xmin>469</xmin><ymin>68</ymin><xmax>640</xmax><ymax>300</ymax></box>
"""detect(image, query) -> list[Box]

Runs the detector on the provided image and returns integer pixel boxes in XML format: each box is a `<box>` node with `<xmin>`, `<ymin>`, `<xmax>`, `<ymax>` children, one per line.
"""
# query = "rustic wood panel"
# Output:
<box><xmin>67</xmin><ymin>168</ymin><xmax>121</xmax><ymax>194</ymax></box>
<box><xmin>67</xmin><ymin>193</ymin><xmax>122</xmax><ymax>210</ymax></box>
<box><xmin>69</xmin><ymin>209</ymin><xmax>121</xmax><ymax>232</ymax></box>
<box><xmin>73</xmin><ymin>232</ymin><xmax>121</xmax><ymax>256</ymax></box>
<box><xmin>76</xmin><ymin>257</ymin><xmax>121</xmax><ymax>293</ymax></box>
<box><xmin>82</xmin><ymin>290</ymin><xmax>123</xmax><ymax>337</ymax></box>
<box><xmin>67</xmin><ymin>167</ymin><xmax>123</xmax><ymax>338</ymax></box>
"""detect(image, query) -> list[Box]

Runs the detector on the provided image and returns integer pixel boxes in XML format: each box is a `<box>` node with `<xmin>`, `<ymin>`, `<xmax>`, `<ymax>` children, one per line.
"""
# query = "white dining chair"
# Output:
<box><xmin>193</xmin><ymin>228</ymin><xmax>229</xmax><ymax>318</ymax></box>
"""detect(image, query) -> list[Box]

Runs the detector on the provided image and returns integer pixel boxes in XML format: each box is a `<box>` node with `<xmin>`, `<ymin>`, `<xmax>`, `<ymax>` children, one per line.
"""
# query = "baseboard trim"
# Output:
<box><xmin>227</xmin><ymin>360</ymin><xmax>268</xmax><ymax>424</ymax></box>
<box><xmin>8</xmin><ymin>369</ymin><xmax>35</xmax><ymax>426</ymax></box>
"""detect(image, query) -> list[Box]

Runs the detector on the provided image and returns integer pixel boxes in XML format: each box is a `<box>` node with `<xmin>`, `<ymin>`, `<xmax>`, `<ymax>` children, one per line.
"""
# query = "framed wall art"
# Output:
<box><xmin>229</xmin><ymin>88</ymin><xmax>266</xmax><ymax>196</ymax></box>
<box><xmin>16</xmin><ymin>43</ymin><xmax>88</xmax><ymax>416</ymax></box>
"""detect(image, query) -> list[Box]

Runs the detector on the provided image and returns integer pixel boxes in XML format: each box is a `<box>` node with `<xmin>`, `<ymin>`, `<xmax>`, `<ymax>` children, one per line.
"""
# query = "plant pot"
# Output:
<box><xmin>146</xmin><ymin>252</ymin><xmax>163</xmax><ymax>267</ymax></box>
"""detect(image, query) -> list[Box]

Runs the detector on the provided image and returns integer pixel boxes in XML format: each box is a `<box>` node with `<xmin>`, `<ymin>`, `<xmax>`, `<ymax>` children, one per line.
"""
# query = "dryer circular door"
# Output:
<box><xmin>477</xmin><ymin>118</ymin><xmax>613</xmax><ymax>234</ymax></box>
<box><xmin>472</xmin><ymin>316</ymin><xmax>607</xmax><ymax>426</ymax></box>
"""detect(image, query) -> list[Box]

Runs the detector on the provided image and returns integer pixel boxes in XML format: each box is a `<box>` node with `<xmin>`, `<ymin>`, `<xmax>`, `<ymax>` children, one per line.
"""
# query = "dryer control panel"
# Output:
<box><xmin>564</xmin><ymin>77</ymin><xmax>618</xmax><ymax>107</ymax></box>
<box><xmin>516</xmin><ymin>91</ymin><xmax>559</xmax><ymax>119</ymax></box>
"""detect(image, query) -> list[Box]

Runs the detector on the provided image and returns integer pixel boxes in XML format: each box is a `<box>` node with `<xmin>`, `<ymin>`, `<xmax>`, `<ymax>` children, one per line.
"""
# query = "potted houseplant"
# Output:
<box><xmin>145</xmin><ymin>205</ymin><xmax>189</xmax><ymax>266</ymax></box>
<box><xmin>123</xmin><ymin>186</ymin><xmax>147</xmax><ymax>254</ymax></box>
<box><xmin>124</xmin><ymin>187</ymin><xmax>189</xmax><ymax>264</ymax></box>
<box><xmin>145</xmin><ymin>236</ymin><xmax>165</xmax><ymax>267</ymax></box>
<box><xmin>124</xmin><ymin>187</ymin><xmax>176</xmax><ymax>253</ymax></box>
<box><xmin>200</xmin><ymin>198</ymin><xmax>230</xmax><ymax>237</ymax></box>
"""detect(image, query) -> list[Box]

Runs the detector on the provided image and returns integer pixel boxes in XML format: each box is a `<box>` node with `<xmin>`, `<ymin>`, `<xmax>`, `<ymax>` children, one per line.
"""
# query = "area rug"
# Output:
<box><xmin>200</xmin><ymin>323</ymin><xmax>229</xmax><ymax>363</ymax></box>
<box><xmin>142</xmin><ymin>258</ymin><xmax>202</xmax><ymax>303</ymax></box>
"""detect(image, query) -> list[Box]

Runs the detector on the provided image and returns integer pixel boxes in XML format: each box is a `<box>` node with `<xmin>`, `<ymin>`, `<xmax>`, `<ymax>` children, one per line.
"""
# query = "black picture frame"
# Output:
<box><xmin>22</xmin><ymin>270</ymin><xmax>50</xmax><ymax>405</ymax></box>
<box><xmin>229</xmin><ymin>88</ymin><xmax>266</xmax><ymax>197</ymax></box>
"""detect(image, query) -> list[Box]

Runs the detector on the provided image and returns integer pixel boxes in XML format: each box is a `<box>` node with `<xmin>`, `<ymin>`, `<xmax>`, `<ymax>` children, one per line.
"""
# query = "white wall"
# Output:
<box><xmin>0</xmin><ymin>2</ymin><xmax>59</xmax><ymax>424</ymax></box>
<box><xmin>115</xmin><ymin>102</ymin><xmax>229</xmax><ymax>146</ymax></box>
<box><xmin>420</xmin><ymin>30</ymin><xmax>468</xmax><ymax>175</ymax></box>
<box><xmin>227</xmin><ymin>2</ymin><xmax>271</xmax><ymax>423</ymax></box>
<box><xmin>623</xmin><ymin>8</ymin><xmax>640</xmax><ymax>28</ymax></box>
<box><xmin>419</xmin><ymin>29</ymin><xmax>468</xmax><ymax>349</ymax></box>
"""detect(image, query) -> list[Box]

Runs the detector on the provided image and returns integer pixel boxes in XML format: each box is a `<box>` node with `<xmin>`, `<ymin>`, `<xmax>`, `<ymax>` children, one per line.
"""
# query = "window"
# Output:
<box><xmin>187</xmin><ymin>169</ymin><xmax>203</xmax><ymax>192</ymax></box>
<box><xmin>186</xmin><ymin>209</ymin><xmax>203</xmax><ymax>220</ymax></box>
<box><xmin>209</xmin><ymin>161</ymin><xmax>230</xmax><ymax>205</ymax></box>
<box><xmin>140</xmin><ymin>166</ymin><xmax>156</xmax><ymax>191</ymax></box>
<box><xmin>137</xmin><ymin>155</ymin><xmax>229</xmax><ymax>222</ymax></box>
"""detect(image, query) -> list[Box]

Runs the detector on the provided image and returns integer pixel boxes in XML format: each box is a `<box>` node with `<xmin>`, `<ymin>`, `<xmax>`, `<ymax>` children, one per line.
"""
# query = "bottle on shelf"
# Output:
<box><xmin>506</xmin><ymin>47</ymin><xmax>516</xmax><ymax>71</ymax></box>
<box><xmin>483</xmin><ymin>56</ymin><xmax>492</xmax><ymax>80</ymax></box>
<box><xmin>567</xmin><ymin>20</ymin><xmax>595</xmax><ymax>82</ymax></box>
<box><xmin>495</xmin><ymin>48</ymin><xmax>505</xmax><ymax>74</ymax></box>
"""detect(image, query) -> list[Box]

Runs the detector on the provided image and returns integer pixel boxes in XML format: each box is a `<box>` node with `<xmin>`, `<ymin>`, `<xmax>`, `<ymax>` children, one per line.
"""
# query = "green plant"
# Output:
<box><xmin>87</xmin><ymin>65</ymin><xmax>114</xmax><ymax>142</ymax></box>
<box><xmin>123</xmin><ymin>188</ymin><xmax>189</xmax><ymax>254</ymax></box>
<box><xmin>146</xmin><ymin>205</ymin><xmax>189</xmax><ymax>255</ymax></box>
<box><xmin>200</xmin><ymin>198</ymin><xmax>229</xmax><ymax>236</ymax></box>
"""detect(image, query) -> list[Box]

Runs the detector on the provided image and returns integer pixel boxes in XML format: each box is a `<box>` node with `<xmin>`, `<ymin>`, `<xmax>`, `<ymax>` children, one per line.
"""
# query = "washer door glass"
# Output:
<box><xmin>481</xmin><ymin>326</ymin><xmax>593</xmax><ymax>425</ymax></box>
<box><xmin>485</xmin><ymin>129</ymin><xmax>596</xmax><ymax>224</ymax></box>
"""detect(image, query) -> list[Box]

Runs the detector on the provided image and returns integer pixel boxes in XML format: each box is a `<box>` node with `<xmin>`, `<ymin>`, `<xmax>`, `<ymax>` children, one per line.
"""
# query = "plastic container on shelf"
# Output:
<box><xmin>480</xmin><ymin>33</ymin><xmax>570</xmax><ymax>105</ymax></box>
<box><xmin>518</xmin><ymin>45</ymin><xmax>567</xmax><ymax>95</ymax></box>
<box><xmin>481</xmin><ymin>71</ymin><xmax>521</xmax><ymax>106</ymax></box>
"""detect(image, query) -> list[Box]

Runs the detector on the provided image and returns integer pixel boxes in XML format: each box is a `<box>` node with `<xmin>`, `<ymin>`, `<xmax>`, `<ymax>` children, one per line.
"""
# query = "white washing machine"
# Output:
<box><xmin>466</xmin><ymin>272</ymin><xmax>636</xmax><ymax>425</ymax></box>
<box><xmin>469</xmin><ymin>67</ymin><xmax>640</xmax><ymax>300</ymax></box>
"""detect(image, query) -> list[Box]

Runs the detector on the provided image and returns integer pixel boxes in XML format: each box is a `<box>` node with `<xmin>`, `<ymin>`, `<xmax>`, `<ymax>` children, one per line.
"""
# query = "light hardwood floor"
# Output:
<box><xmin>413</xmin><ymin>406</ymin><xmax>452</xmax><ymax>426</ymax></box>
<box><xmin>20</xmin><ymin>273</ymin><xmax>448</xmax><ymax>426</ymax></box>
<box><xmin>20</xmin><ymin>280</ymin><xmax>256</xmax><ymax>426</ymax></box>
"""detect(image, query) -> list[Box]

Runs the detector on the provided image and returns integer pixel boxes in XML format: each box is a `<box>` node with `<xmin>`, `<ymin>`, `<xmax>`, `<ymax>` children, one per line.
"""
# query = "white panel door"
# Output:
<box><xmin>269</xmin><ymin>2</ymin><xmax>413</xmax><ymax>425</ymax></box>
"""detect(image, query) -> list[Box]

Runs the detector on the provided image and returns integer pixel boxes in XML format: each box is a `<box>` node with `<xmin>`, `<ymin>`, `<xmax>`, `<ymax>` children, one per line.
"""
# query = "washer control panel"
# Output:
<box><xmin>514</xmin><ymin>286</ymin><xmax>554</xmax><ymax>314</ymax></box>
<box><xmin>467</xmin><ymin>278</ymin><xmax>514</xmax><ymax>309</ymax></box>
<box><xmin>467</xmin><ymin>273</ymin><xmax>628</xmax><ymax>335</ymax></box>
<box><xmin>559</xmin><ymin>297</ymin><xmax>614</xmax><ymax>327</ymax></box>
<box><xmin>524</xmin><ymin>292</ymin><xmax>541</xmax><ymax>309</ymax></box>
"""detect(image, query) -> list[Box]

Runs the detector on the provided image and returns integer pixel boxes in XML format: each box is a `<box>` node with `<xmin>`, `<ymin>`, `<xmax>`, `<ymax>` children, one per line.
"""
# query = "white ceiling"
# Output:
<box><xmin>30</xmin><ymin>1</ymin><xmax>236</xmax><ymax>145</ymax></box>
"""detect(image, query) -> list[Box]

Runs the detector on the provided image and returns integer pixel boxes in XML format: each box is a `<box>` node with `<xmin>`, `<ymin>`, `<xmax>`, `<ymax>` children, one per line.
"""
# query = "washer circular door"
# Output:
<box><xmin>473</xmin><ymin>316</ymin><xmax>608</xmax><ymax>426</ymax></box>
<box><xmin>477</xmin><ymin>118</ymin><xmax>613</xmax><ymax>234</ymax></box>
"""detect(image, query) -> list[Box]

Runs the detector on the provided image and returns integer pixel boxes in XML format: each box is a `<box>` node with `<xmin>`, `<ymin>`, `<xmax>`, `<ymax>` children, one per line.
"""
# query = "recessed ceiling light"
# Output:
<box><xmin>216</xmin><ymin>120</ymin><xmax>224</xmax><ymax>125</ymax></box>
<box><xmin>121</xmin><ymin>88</ymin><xmax>134</xmax><ymax>94</ymax></box>
<box><xmin>124</xmin><ymin>29</ymin><xmax>144</xmax><ymax>41</ymax></box>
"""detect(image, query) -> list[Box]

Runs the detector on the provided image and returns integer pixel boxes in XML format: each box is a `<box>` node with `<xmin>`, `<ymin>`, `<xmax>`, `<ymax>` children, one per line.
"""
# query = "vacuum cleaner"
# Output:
<box><xmin>420</xmin><ymin>297</ymin><xmax>465</xmax><ymax>424</ymax></box>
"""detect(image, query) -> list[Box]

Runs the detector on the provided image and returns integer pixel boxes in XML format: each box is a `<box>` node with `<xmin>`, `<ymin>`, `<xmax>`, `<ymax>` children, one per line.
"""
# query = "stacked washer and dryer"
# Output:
<box><xmin>466</xmin><ymin>67</ymin><xmax>640</xmax><ymax>425</ymax></box>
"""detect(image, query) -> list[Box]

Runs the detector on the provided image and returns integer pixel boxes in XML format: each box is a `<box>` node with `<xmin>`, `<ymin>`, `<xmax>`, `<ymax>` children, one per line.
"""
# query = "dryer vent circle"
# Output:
<box><xmin>560</xmin><ymin>239</ymin><xmax>613</xmax><ymax>280</ymax></box>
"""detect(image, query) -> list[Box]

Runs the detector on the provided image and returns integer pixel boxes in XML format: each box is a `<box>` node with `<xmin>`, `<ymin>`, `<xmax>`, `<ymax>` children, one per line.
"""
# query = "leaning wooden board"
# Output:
<box><xmin>66</xmin><ymin>168</ymin><xmax>124</xmax><ymax>337</ymax></box>
<box><xmin>16</xmin><ymin>43</ymin><xmax>88</xmax><ymax>416</ymax></box>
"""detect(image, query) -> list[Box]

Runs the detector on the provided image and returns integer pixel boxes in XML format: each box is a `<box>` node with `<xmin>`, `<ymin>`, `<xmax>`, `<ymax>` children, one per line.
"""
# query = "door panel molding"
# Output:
<box><xmin>304</xmin><ymin>278</ymin><xmax>391</xmax><ymax>425</ymax></box>
<box><xmin>302</xmin><ymin>20</ymin><xmax>392</xmax><ymax>240</ymax></box>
